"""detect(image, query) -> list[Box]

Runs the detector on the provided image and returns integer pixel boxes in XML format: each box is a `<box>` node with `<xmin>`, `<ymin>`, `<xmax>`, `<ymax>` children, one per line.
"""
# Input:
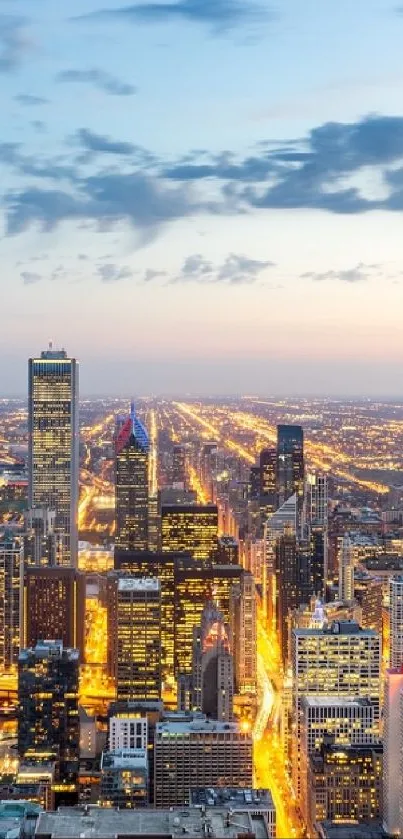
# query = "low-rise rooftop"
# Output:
<box><xmin>35</xmin><ymin>805</ymin><xmax>273</xmax><ymax>839</ymax></box>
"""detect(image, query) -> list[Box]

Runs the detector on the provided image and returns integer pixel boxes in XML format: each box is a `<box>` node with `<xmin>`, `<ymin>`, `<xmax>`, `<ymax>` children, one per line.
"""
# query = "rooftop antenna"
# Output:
<box><xmin>49</xmin><ymin>339</ymin><xmax>53</xmax><ymax>351</ymax></box>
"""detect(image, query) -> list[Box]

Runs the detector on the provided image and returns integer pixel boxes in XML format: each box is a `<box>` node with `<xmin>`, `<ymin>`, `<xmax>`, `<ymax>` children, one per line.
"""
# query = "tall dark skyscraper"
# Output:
<box><xmin>115</xmin><ymin>404</ymin><xmax>149</xmax><ymax>552</ymax></box>
<box><xmin>276</xmin><ymin>425</ymin><xmax>304</xmax><ymax>510</ymax></box>
<box><xmin>18</xmin><ymin>641</ymin><xmax>80</xmax><ymax>804</ymax></box>
<box><xmin>28</xmin><ymin>346</ymin><xmax>79</xmax><ymax>567</ymax></box>
<box><xmin>23</xmin><ymin>566</ymin><xmax>85</xmax><ymax>657</ymax></box>
<box><xmin>0</xmin><ymin>535</ymin><xmax>23</xmax><ymax>671</ymax></box>
<box><xmin>260</xmin><ymin>448</ymin><xmax>276</xmax><ymax>497</ymax></box>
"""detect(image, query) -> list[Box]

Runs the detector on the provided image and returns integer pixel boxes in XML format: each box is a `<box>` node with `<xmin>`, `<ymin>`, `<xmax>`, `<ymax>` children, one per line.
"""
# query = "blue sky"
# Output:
<box><xmin>1</xmin><ymin>0</ymin><xmax>403</xmax><ymax>395</ymax></box>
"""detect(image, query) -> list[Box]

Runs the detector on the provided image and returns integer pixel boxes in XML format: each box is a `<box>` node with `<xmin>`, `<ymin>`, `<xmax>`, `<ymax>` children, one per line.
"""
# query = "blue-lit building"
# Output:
<box><xmin>28</xmin><ymin>346</ymin><xmax>79</xmax><ymax>567</ymax></box>
<box><xmin>115</xmin><ymin>404</ymin><xmax>149</xmax><ymax>552</ymax></box>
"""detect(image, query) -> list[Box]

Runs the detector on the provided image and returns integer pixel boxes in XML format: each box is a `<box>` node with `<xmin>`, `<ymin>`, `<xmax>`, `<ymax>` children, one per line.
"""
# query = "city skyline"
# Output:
<box><xmin>1</xmin><ymin>0</ymin><xmax>403</xmax><ymax>394</ymax></box>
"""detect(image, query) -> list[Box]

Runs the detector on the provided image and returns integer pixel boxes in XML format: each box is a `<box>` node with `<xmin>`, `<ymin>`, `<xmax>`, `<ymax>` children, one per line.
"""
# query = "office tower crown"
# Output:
<box><xmin>116</xmin><ymin>403</ymin><xmax>149</xmax><ymax>455</ymax></box>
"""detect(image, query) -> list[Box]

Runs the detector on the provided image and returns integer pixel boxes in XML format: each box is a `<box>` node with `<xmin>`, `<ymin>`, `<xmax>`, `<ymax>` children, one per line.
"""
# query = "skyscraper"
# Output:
<box><xmin>28</xmin><ymin>346</ymin><xmax>79</xmax><ymax>567</ymax></box>
<box><xmin>24</xmin><ymin>507</ymin><xmax>59</xmax><ymax>567</ymax></box>
<box><xmin>115</xmin><ymin>405</ymin><xmax>149</xmax><ymax>552</ymax></box>
<box><xmin>230</xmin><ymin>571</ymin><xmax>257</xmax><ymax>696</ymax></box>
<box><xmin>23</xmin><ymin>566</ymin><xmax>85</xmax><ymax>656</ymax></box>
<box><xmin>0</xmin><ymin>535</ymin><xmax>23</xmax><ymax>671</ymax></box>
<box><xmin>192</xmin><ymin>602</ymin><xmax>234</xmax><ymax>721</ymax></box>
<box><xmin>338</xmin><ymin>534</ymin><xmax>354</xmax><ymax>602</ymax></box>
<box><xmin>276</xmin><ymin>530</ymin><xmax>302</xmax><ymax>666</ymax></box>
<box><xmin>292</xmin><ymin>621</ymin><xmax>381</xmax><ymax>794</ymax></box>
<box><xmin>276</xmin><ymin>425</ymin><xmax>304</xmax><ymax>511</ymax></box>
<box><xmin>161</xmin><ymin>504</ymin><xmax>218</xmax><ymax>562</ymax></box>
<box><xmin>260</xmin><ymin>448</ymin><xmax>276</xmax><ymax>499</ymax></box>
<box><xmin>383</xmin><ymin>666</ymin><xmax>403</xmax><ymax>836</ymax></box>
<box><xmin>389</xmin><ymin>576</ymin><xmax>403</xmax><ymax>669</ymax></box>
<box><xmin>18</xmin><ymin>641</ymin><xmax>80</xmax><ymax>805</ymax></box>
<box><xmin>110</xmin><ymin>578</ymin><xmax>162</xmax><ymax>702</ymax></box>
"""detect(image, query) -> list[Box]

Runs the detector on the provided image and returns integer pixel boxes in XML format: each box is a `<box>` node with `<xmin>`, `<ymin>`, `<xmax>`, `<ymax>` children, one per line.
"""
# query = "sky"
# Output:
<box><xmin>1</xmin><ymin>0</ymin><xmax>403</xmax><ymax>395</ymax></box>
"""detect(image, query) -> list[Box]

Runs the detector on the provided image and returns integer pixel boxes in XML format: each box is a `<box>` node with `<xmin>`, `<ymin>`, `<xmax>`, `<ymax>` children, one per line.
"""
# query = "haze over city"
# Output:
<box><xmin>1</xmin><ymin>0</ymin><xmax>403</xmax><ymax>393</ymax></box>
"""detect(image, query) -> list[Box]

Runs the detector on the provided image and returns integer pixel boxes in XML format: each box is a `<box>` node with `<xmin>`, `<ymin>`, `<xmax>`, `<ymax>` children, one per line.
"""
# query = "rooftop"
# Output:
<box><xmin>118</xmin><ymin>577</ymin><xmax>160</xmax><ymax>593</ymax></box>
<box><xmin>101</xmin><ymin>749</ymin><xmax>147</xmax><ymax>770</ymax></box>
<box><xmin>156</xmin><ymin>716</ymin><xmax>246</xmax><ymax>737</ymax></box>
<box><xmin>190</xmin><ymin>787</ymin><xmax>274</xmax><ymax>811</ymax></box>
<box><xmin>294</xmin><ymin>620</ymin><xmax>376</xmax><ymax>637</ymax></box>
<box><xmin>19</xmin><ymin>641</ymin><xmax>79</xmax><ymax>661</ymax></box>
<box><xmin>301</xmin><ymin>696</ymin><xmax>373</xmax><ymax>708</ymax></box>
<box><xmin>317</xmin><ymin>820</ymin><xmax>387</xmax><ymax>839</ymax></box>
<box><xmin>35</xmin><ymin>806</ymin><xmax>272</xmax><ymax>838</ymax></box>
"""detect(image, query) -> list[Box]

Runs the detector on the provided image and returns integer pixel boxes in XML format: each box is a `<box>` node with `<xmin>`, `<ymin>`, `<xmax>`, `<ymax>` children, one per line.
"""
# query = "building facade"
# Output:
<box><xmin>0</xmin><ymin>536</ymin><xmax>23</xmax><ymax>671</ymax></box>
<box><xmin>115</xmin><ymin>406</ymin><xmax>149</xmax><ymax>552</ymax></box>
<box><xmin>23</xmin><ymin>566</ymin><xmax>85</xmax><ymax>657</ymax></box>
<box><xmin>28</xmin><ymin>347</ymin><xmax>79</xmax><ymax>567</ymax></box>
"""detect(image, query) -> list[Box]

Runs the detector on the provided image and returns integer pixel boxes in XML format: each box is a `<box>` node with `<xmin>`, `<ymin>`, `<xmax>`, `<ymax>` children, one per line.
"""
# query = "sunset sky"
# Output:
<box><xmin>1</xmin><ymin>0</ymin><xmax>403</xmax><ymax>395</ymax></box>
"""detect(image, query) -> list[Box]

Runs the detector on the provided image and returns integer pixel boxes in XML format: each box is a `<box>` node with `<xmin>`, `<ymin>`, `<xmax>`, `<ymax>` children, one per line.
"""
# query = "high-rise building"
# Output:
<box><xmin>260</xmin><ymin>448</ymin><xmax>276</xmax><ymax>515</ymax></box>
<box><xmin>0</xmin><ymin>535</ymin><xmax>23</xmax><ymax>671</ymax></box>
<box><xmin>18</xmin><ymin>641</ymin><xmax>79</xmax><ymax>805</ymax></box>
<box><xmin>112</xmin><ymin>578</ymin><xmax>161</xmax><ymax>702</ymax></box>
<box><xmin>23</xmin><ymin>566</ymin><xmax>85</xmax><ymax>656</ymax></box>
<box><xmin>306</xmin><ymin>472</ymin><xmax>328</xmax><ymax>527</ymax></box>
<box><xmin>24</xmin><ymin>507</ymin><xmax>60</xmax><ymax>567</ymax></box>
<box><xmin>115</xmin><ymin>405</ymin><xmax>149</xmax><ymax>552</ymax></box>
<box><xmin>307</xmin><ymin>741</ymin><xmax>382</xmax><ymax>835</ymax></box>
<box><xmin>276</xmin><ymin>530</ymin><xmax>300</xmax><ymax>666</ymax></box>
<box><xmin>230</xmin><ymin>571</ymin><xmax>257</xmax><ymax>696</ymax></box>
<box><xmin>338</xmin><ymin>534</ymin><xmax>354</xmax><ymax>602</ymax></box>
<box><xmin>107</xmin><ymin>700</ymin><xmax>163</xmax><ymax>805</ymax></box>
<box><xmin>389</xmin><ymin>576</ymin><xmax>403</xmax><ymax>669</ymax></box>
<box><xmin>292</xmin><ymin>621</ymin><xmax>381</xmax><ymax>794</ymax></box>
<box><xmin>192</xmin><ymin>602</ymin><xmax>234</xmax><ymax>721</ymax></box>
<box><xmin>217</xmin><ymin>536</ymin><xmax>239</xmax><ymax>566</ymax></box>
<box><xmin>174</xmin><ymin>558</ymin><xmax>214</xmax><ymax>676</ymax></box>
<box><xmin>276</xmin><ymin>425</ymin><xmax>304</xmax><ymax>510</ymax></box>
<box><xmin>172</xmin><ymin>444</ymin><xmax>186</xmax><ymax>488</ymax></box>
<box><xmin>28</xmin><ymin>347</ymin><xmax>79</xmax><ymax>567</ymax></box>
<box><xmin>300</xmin><ymin>696</ymin><xmax>377</xmax><ymax>826</ymax></box>
<box><xmin>383</xmin><ymin>666</ymin><xmax>403</xmax><ymax>837</ymax></box>
<box><xmin>263</xmin><ymin>493</ymin><xmax>297</xmax><ymax>626</ymax></box>
<box><xmin>154</xmin><ymin>715</ymin><xmax>253</xmax><ymax>807</ymax></box>
<box><xmin>161</xmin><ymin>504</ymin><xmax>218</xmax><ymax>562</ymax></box>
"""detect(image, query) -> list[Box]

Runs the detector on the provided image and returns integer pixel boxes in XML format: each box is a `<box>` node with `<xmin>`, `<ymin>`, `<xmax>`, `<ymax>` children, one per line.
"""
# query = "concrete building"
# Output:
<box><xmin>100</xmin><ymin>749</ymin><xmax>148</xmax><ymax>808</ymax></box>
<box><xmin>300</xmin><ymin>697</ymin><xmax>377</xmax><ymax>828</ymax></box>
<box><xmin>230</xmin><ymin>570</ymin><xmax>257</xmax><ymax>696</ymax></box>
<box><xmin>23</xmin><ymin>565</ymin><xmax>85</xmax><ymax>658</ymax></box>
<box><xmin>0</xmin><ymin>535</ymin><xmax>23</xmax><ymax>671</ymax></box>
<box><xmin>292</xmin><ymin>621</ymin><xmax>381</xmax><ymax>795</ymax></box>
<box><xmin>308</xmin><ymin>742</ymin><xmax>383</xmax><ymax>836</ymax></box>
<box><xmin>35</xmin><ymin>803</ymin><xmax>275</xmax><ymax>838</ymax></box>
<box><xmin>192</xmin><ymin>602</ymin><xmax>234</xmax><ymax>721</ymax></box>
<box><xmin>115</xmin><ymin>406</ymin><xmax>149</xmax><ymax>553</ymax></box>
<box><xmin>389</xmin><ymin>576</ymin><xmax>403</xmax><ymax>669</ymax></box>
<box><xmin>111</xmin><ymin>578</ymin><xmax>161</xmax><ymax>702</ymax></box>
<box><xmin>109</xmin><ymin>715</ymin><xmax>148</xmax><ymax>752</ymax></box>
<box><xmin>382</xmin><ymin>666</ymin><xmax>403</xmax><ymax>836</ymax></box>
<box><xmin>154</xmin><ymin>714</ymin><xmax>253</xmax><ymax>807</ymax></box>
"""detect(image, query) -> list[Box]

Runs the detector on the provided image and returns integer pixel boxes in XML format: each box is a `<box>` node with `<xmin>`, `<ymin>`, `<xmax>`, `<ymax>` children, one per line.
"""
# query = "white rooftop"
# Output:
<box><xmin>118</xmin><ymin>577</ymin><xmax>160</xmax><ymax>593</ymax></box>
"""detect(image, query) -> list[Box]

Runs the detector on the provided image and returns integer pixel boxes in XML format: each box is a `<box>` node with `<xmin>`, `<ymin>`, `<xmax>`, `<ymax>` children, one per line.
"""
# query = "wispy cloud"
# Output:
<box><xmin>75</xmin><ymin>128</ymin><xmax>136</xmax><ymax>157</ymax></box>
<box><xmin>97</xmin><ymin>263</ymin><xmax>134</xmax><ymax>282</ymax></box>
<box><xmin>144</xmin><ymin>252</ymin><xmax>274</xmax><ymax>285</ymax></box>
<box><xmin>56</xmin><ymin>68</ymin><xmax>136</xmax><ymax>96</ymax></box>
<box><xmin>301</xmin><ymin>263</ymin><xmax>381</xmax><ymax>284</ymax></box>
<box><xmin>75</xmin><ymin>0</ymin><xmax>266</xmax><ymax>35</ymax></box>
<box><xmin>0</xmin><ymin>16</ymin><xmax>31</xmax><ymax>73</ymax></box>
<box><xmin>21</xmin><ymin>271</ymin><xmax>41</xmax><ymax>285</ymax></box>
<box><xmin>14</xmin><ymin>93</ymin><xmax>48</xmax><ymax>106</ymax></box>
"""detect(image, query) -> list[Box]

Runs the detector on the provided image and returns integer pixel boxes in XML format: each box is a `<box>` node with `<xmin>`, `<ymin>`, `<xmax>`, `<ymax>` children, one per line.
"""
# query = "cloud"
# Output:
<box><xmin>4</xmin><ymin>171</ymin><xmax>198</xmax><ymax>235</ymax></box>
<box><xmin>97</xmin><ymin>263</ymin><xmax>134</xmax><ymax>282</ymax></box>
<box><xmin>301</xmin><ymin>263</ymin><xmax>380</xmax><ymax>283</ymax></box>
<box><xmin>168</xmin><ymin>252</ymin><xmax>274</xmax><ymax>284</ymax></box>
<box><xmin>56</xmin><ymin>68</ymin><xmax>136</xmax><ymax>96</ymax></box>
<box><xmin>21</xmin><ymin>271</ymin><xmax>41</xmax><ymax>285</ymax></box>
<box><xmin>75</xmin><ymin>0</ymin><xmax>265</xmax><ymax>34</ymax></box>
<box><xmin>14</xmin><ymin>94</ymin><xmax>48</xmax><ymax>106</ymax></box>
<box><xmin>143</xmin><ymin>268</ymin><xmax>167</xmax><ymax>282</ymax></box>
<box><xmin>75</xmin><ymin>128</ymin><xmax>136</xmax><ymax>156</ymax></box>
<box><xmin>0</xmin><ymin>16</ymin><xmax>31</xmax><ymax>73</ymax></box>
